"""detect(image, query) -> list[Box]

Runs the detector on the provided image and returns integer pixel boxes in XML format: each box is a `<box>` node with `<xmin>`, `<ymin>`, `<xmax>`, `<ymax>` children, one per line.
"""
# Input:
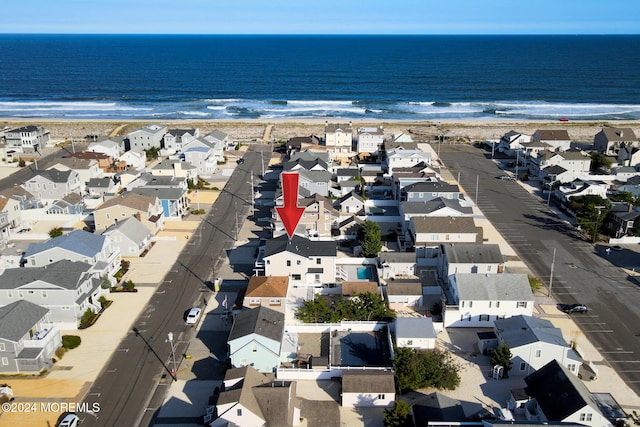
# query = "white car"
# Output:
<box><xmin>58</xmin><ymin>413</ymin><xmax>79</xmax><ymax>427</ymax></box>
<box><xmin>186</xmin><ymin>308</ymin><xmax>202</xmax><ymax>325</ymax></box>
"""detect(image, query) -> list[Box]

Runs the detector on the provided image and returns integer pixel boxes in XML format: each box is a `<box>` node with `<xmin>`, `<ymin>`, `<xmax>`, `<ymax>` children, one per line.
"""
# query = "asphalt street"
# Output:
<box><xmin>80</xmin><ymin>144</ymin><xmax>271</xmax><ymax>427</ymax></box>
<box><xmin>439</xmin><ymin>144</ymin><xmax>640</xmax><ymax>395</ymax></box>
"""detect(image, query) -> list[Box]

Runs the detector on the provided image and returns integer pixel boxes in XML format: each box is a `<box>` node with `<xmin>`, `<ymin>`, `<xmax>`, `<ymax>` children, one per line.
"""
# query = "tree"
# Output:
<box><xmin>490</xmin><ymin>344</ymin><xmax>513</xmax><ymax>378</ymax></box>
<box><xmin>570</xmin><ymin>195</ymin><xmax>610</xmax><ymax>242</ymax></box>
<box><xmin>295</xmin><ymin>292</ymin><xmax>395</xmax><ymax>323</ymax></box>
<box><xmin>49</xmin><ymin>227</ymin><xmax>63</xmax><ymax>238</ymax></box>
<box><xmin>590</xmin><ymin>152</ymin><xmax>612</xmax><ymax>173</ymax></box>
<box><xmin>144</xmin><ymin>147</ymin><xmax>160</xmax><ymax>160</ymax></box>
<box><xmin>393</xmin><ymin>347</ymin><xmax>461</xmax><ymax>393</ymax></box>
<box><xmin>358</xmin><ymin>220</ymin><xmax>382</xmax><ymax>257</ymax></box>
<box><xmin>383</xmin><ymin>400</ymin><xmax>413</xmax><ymax>427</ymax></box>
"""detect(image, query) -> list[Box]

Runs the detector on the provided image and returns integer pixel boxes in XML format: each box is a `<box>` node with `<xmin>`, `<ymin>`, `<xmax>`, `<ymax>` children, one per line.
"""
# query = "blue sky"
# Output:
<box><xmin>3</xmin><ymin>0</ymin><xmax>639</xmax><ymax>34</ymax></box>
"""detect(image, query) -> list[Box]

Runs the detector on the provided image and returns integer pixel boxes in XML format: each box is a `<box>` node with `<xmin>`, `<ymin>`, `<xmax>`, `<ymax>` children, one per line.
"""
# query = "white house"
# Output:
<box><xmin>228</xmin><ymin>306</ymin><xmax>284</xmax><ymax>373</ymax></box>
<box><xmin>532</xmin><ymin>129</ymin><xmax>571</xmax><ymax>152</ymax></box>
<box><xmin>393</xmin><ymin>317</ymin><xmax>437</xmax><ymax>350</ymax></box>
<box><xmin>386</xmin><ymin>149</ymin><xmax>432</xmax><ymax>175</ymax></box>
<box><xmin>119</xmin><ymin>150</ymin><xmax>146</xmax><ymax>170</ymax></box>
<box><xmin>5</xmin><ymin>125</ymin><xmax>51</xmax><ymax>153</ymax></box>
<box><xmin>523</xmin><ymin>360</ymin><xmax>612</xmax><ymax>427</ymax></box>
<box><xmin>263</xmin><ymin>235</ymin><xmax>337</xmax><ymax>286</ymax></box>
<box><xmin>23</xmin><ymin>169</ymin><xmax>82</xmax><ymax>201</ymax></box>
<box><xmin>88</xmin><ymin>137</ymin><xmax>123</xmax><ymax>160</ymax></box>
<box><xmin>494</xmin><ymin>315</ymin><xmax>582</xmax><ymax>376</ymax></box>
<box><xmin>341</xmin><ymin>370</ymin><xmax>395</xmax><ymax>408</ymax></box>
<box><xmin>325</xmin><ymin>122</ymin><xmax>353</xmax><ymax>154</ymax></box>
<box><xmin>162</xmin><ymin>128</ymin><xmax>199</xmax><ymax>154</ymax></box>
<box><xmin>101</xmin><ymin>216</ymin><xmax>153</xmax><ymax>257</ymax></box>
<box><xmin>498</xmin><ymin>130</ymin><xmax>532</xmax><ymax>156</ymax></box>
<box><xmin>530</xmin><ymin>150</ymin><xmax>591</xmax><ymax>178</ymax></box>
<box><xmin>181</xmin><ymin>138</ymin><xmax>220</xmax><ymax>177</ymax></box>
<box><xmin>438</xmin><ymin>243</ymin><xmax>505</xmax><ymax>284</ymax></box>
<box><xmin>50</xmin><ymin>157</ymin><xmax>102</xmax><ymax>193</ymax></box>
<box><xmin>357</xmin><ymin>126</ymin><xmax>385</xmax><ymax>154</ymax></box>
<box><xmin>127</xmin><ymin>124</ymin><xmax>167</xmax><ymax>151</ymax></box>
<box><xmin>409</xmin><ymin>217</ymin><xmax>482</xmax><ymax>251</ymax></box>
<box><xmin>557</xmin><ymin>180</ymin><xmax>608</xmax><ymax>202</ymax></box>
<box><xmin>386</xmin><ymin>280</ymin><xmax>424</xmax><ymax>309</ymax></box>
<box><xmin>444</xmin><ymin>273</ymin><xmax>534</xmax><ymax>328</ymax></box>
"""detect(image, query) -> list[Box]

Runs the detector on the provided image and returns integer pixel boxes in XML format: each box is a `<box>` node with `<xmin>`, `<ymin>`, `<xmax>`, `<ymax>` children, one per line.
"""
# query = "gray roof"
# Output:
<box><xmin>0</xmin><ymin>260</ymin><xmax>91</xmax><ymax>290</ymax></box>
<box><xmin>395</xmin><ymin>317</ymin><xmax>436</xmax><ymax>340</ymax></box>
<box><xmin>218</xmin><ymin>366</ymin><xmax>271</xmax><ymax>422</ymax></box>
<box><xmin>0</xmin><ymin>300</ymin><xmax>49</xmax><ymax>342</ymax></box>
<box><xmin>25</xmin><ymin>230</ymin><xmax>106</xmax><ymax>259</ymax></box>
<box><xmin>335</xmin><ymin>191</ymin><xmax>364</xmax><ymax>206</ymax></box>
<box><xmin>379</xmin><ymin>252</ymin><xmax>416</xmax><ymax>264</ymax></box>
<box><xmin>207</xmin><ymin>129</ymin><xmax>228</xmax><ymax>141</ymax></box>
<box><xmin>298</xmin><ymin>169</ymin><xmax>332</xmax><ymax>184</ymax></box>
<box><xmin>411</xmin><ymin>391</ymin><xmax>466</xmax><ymax>424</ymax></box>
<box><xmin>543</xmin><ymin>165</ymin><xmax>568</xmax><ymax>175</ymax></box>
<box><xmin>35</xmin><ymin>169</ymin><xmax>74</xmax><ymax>183</ymax></box>
<box><xmin>495</xmin><ymin>315</ymin><xmax>568</xmax><ymax>348</ymax></box>
<box><xmin>402</xmin><ymin>198</ymin><xmax>473</xmax><ymax>215</ymax></box>
<box><xmin>525</xmin><ymin>360</ymin><xmax>603</xmax><ymax>421</ymax></box>
<box><xmin>283</xmin><ymin>158</ymin><xmax>329</xmax><ymax>172</ymax></box>
<box><xmin>411</xmin><ymin>217</ymin><xmax>480</xmax><ymax>235</ymax></box>
<box><xmin>336</xmin><ymin>168</ymin><xmax>359</xmax><ymax>177</ymax></box>
<box><xmin>442</xmin><ymin>243</ymin><xmax>504</xmax><ymax>264</ymax></box>
<box><xmin>342</xmin><ymin>370</ymin><xmax>395</xmax><ymax>393</ymax></box>
<box><xmin>454</xmin><ymin>273</ymin><xmax>533</xmax><ymax>301</ymax></box>
<box><xmin>87</xmin><ymin>177</ymin><xmax>112</xmax><ymax>188</ymax></box>
<box><xmin>598</xmin><ymin>127</ymin><xmax>637</xmax><ymax>142</ymax></box>
<box><xmin>290</xmin><ymin>150</ymin><xmax>330</xmax><ymax>164</ymax></box>
<box><xmin>264</xmin><ymin>235</ymin><xmax>337</xmax><ymax>258</ymax></box>
<box><xmin>228</xmin><ymin>306</ymin><xmax>285</xmax><ymax>343</ymax></box>
<box><xmin>387</xmin><ymin>281</ymin><xmax>423</xmax><ymax>296</ymax></box>
<box><xmin>325</xmin><ymin>123</ymin><xmax>353</xmax><ymax>133</ymax></box>
<box><xmin>404</xmin><ymin>181</ymin><xmax>459</xmax><ymax>194</ymax></box>
<box><xmin>534</xmin><ymin>129</ymin><xmax>571</xmax><ymax>141</ymax></box>
<box><xmin>131</xmin><ymin>186</ymin><xmax>186</xmax><ymax>200</ymax></box>
<box><xmin>102</xmin><ymin>216</ymin><xmax>150</xmax><ymax>244</ymax></box>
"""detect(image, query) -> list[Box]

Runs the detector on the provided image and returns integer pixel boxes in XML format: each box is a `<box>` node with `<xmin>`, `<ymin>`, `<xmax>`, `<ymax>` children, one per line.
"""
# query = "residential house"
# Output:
<box><xmin>494</xmin><ymin>315</ymin><xmax>582</xmax><ymax>376</ymax></box>
<box><xmin>530</xmin><ymin>150</ymin><xmax>590</xmax><ymax>180</ymax></box>
<box><xmin>102</xmin><ymin>216</ymin><xmax>153</xmax><ymax>257</ymax></box>
<box><xmin>409</xmin><ymin>217</ymin><xmax>482</xmax><ymax>252</ymax></box>
<box><xmin>0</xmin><ymin>186</ymin><xmax>40</xmax><ymax>210</ymax></box>
<box><xmin>335</xmin><ymin>167</ymin><xmax>360</xmax><ymax>183</ymax></box>
<box><xmin>4</xmin><ymin>125</ymin><xmax>51</xmax><ymax>153</ymax></box>
<box><xmin>334</xmin><ymin>191</ymin><xmax>365</xmax><ymax>215</ymax></box>
<box><xmin>438</xmin><ymin>243</ymin><xmax>505</xmax><ymax>283</ymax></box>
<box><xmin>263</xmin><ymin>235</ymin><xmax>337</xmax><ymax>286</ymax></box>
<box><xmin>357</xmin><ymin>126</ymin><xmax>385</xmax><ymax>154</ymax></box>
<box><xmin>50</xmin><ymin>157</ymin><xmax>102</xmax><ymax>193</ymax></box>
<box><xmin>410</xmin><ymin>392</ymin><xmax>467</xmax><ymax>426</ymax></box>
<box><xmin>180</xmin><ymin>138</ymin><xmax>218</xmax><ymax>177</ymax></box>
<box><xmin>498</xmin><ymin>130</ymin><xmax>532</xmax><ymax>155</ymax></box>
<box><xmin>23</xmin><ymin>169</ymin><xmax>81</xmax><ymax>201</ymax></box>
<box><xmin>606</xmin><ymin>203</ymin><xmax>640</xmax><ymax>237</ymax></box>
<box><xmin>205</xmin><ymin>129</ymin><xmax>231</xmax><ymax>150</ymax></box>
<box><xmin>86</xmin><ymin>177</ymin><xmax>116</xmax><ymax>198</ymax></box>
<box><xmin>151</xmin><ymin>158</ymin><xmax>197</xmax><ymax>179</ymax></box>
<box><xmin>126</xmin><ymin>173</ymin><xmax>187</xmax><ymax>191</ymax></box>
<box><xmin>286</xmin><ymin>135</ymin><xmax>321</xmax><ymax>155</ymax></box>
<box><xmin>0</xmin><ymin>195</ymin><xmax>22</xmax><ymax>229</ymax></box>
<box><xmin>290</xmin><ymin>149</ymin><xmax>331</xmax><ymax>166</ymax></box>
<box><xmin>445</xmin><ymin>273</ymin><xmax>533</xmax><ymax>328</ymax></box>
<box><xmin>69</xmin><ymin>151</ymin><xmax>114</xmax><ymax>174</ymax></box>
<box><xmin>331</xmin><ymin>215</ymin><xmax>363</xmax><ymax>240</ymax></box>
<box><xmin>119</xmin><ymin>150</ymin><xmax>146</xmax><ymax>170</ymax></box>
<box><xmin>540</xmin><ymin>165</ymin><xmax>572</xmax><ymax>184</ymax></box>
<box><xmin>194</xmin><ymin>132</ymin><xmax>226</xmax><ymax>161</ymax></box>
<box><xmin>283</xmin><ymin>157</ymin><xmax>330</xmax><ymax>173</ymax></box>
<box><xmin>273</xmin><ymin>194</ymin><xmax>339</xmax><ymax>239</ymax></box>
<box><xmin>390</xmin><ymin>132</ymin><xmax>414</xmax><ymax>144</ymax></box>
<box><xmin>243</xmin><ymin>276</ymin><xmax>289</xmax><ymax>314</ymax></box>
<box><xmin>402</xmin><ymin>181</ymin><xmax>460</xmax><ymax>202</ymax></box>
<box><xmin>594</xmin><ymin>127</ymin><xmax>638</xmax><ymax>155</ymax></box>
<box><xmin>386</xmin><ymin>149</ymin><xmax>432</xmax><ymax>175</ymax></box>
<box><xmin>557</xmin><ymin>180</ymin><xmax>608</xmax><ymax>202</ymax></box>
<box><xmin>617</xmin><ymin>143</ymin><xmax>640</xmax><ymax>167</ymax></box>
<box><xmin>324</xmin><ymin>122</ymin><xmax>353</xmax><ymax>154</ymax></box>
<box><xmin>126</xmin><ymin>124</ymin><xmax>167</xmax><ymax>151</ymax></box>
<box><xmin>0</xmin><ymin>211</ymin><xmax>13</xmax><ymax>247</ymax></box>
<box><xmin>93</xmin><ymin>192</ymin><xmax>164</xmax><ymax>232</ymax></box>
<box><xmin>87</xmin><ymin>137</ymin><xmax>123</xmax><ymax>160</ymax></box>
<box><xmin>386</xmin><ymin>280</ymin><xmax>424</xmax><ymax>309</ymax></box>
<box><xmin>213</xmin><ymin>365</ymin><xmax>301</xmax><ymax>427</ymax></box>
<box><xmin>130</xmin><ymin>187</ymin><xmax>189</xmax><ymax>219</ymax></box>
<box><xmin>0</xmin><ymin>300</ymin><xmax>61</xmax><ymax>373</ymax></box>
<box><xmin>341</xmin><ymin>370</ymin><xmax>395</xmax><ymax>408</ymax></box>
<box><xmin>532</xmin><ymin>129</ymin><xmax>571</xmax><ymax>152</ymax></box>
<box><xmin>400</xmin><ymin>198</ymin><xmax>473</xmax><ymax>226</ymax></box>
<box><xmin>22</xmin><ymin>229</ymin><xmax>120</xmax><ymax>278</ymax></box>
<box><xmin>615</xmin><ymin>175</ymin><xmax>640</xmax><ymax>198</ymax></box>
<box><xmin>297</xmin><ymin>169</ymin><xmax>332</xmax><ymax>198</ymax></box>
<box><xmin>45</xmin><ymin>193</ymin><xmax>84</xmax><ymax>215</ymax></box>
<box><xmin>0</xmin><ymin>260</ymin><xmax>105</xmax><ymax>329</ymax></box>
<box><xmin>379</xmin><ymin>252</ymin><xmax>416</xmax><ymax>279</ymax></box>
<box><xmin>228</xmin><ymin>306</ymin><xmax>285</xmax><ymax>373</ymax></box>
<box><xmin>393</xmin><ymin>317</ymin><xmax>436</xmax><ymax>350</ymax></box>
<box><xmin>162</xmin><ymin>128</ymin><xmax>199</xmax><ymax>153</ymax></box>
<box><xmin>523</xmin><ymin>360</ymin><xmax>611</xmax><ymax>427</ymax></box>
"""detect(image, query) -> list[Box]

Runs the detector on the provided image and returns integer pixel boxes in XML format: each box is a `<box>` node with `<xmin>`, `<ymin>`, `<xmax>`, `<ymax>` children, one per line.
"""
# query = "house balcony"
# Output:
<box><xmin>22</xmin><ymin>323</ymin><xmax>60</xmax><ymax>349</ymax></box>
<box><xmin>524</xmin><ymin>399</ymin><xmax>543</xmax><ymax>422</ymax></box>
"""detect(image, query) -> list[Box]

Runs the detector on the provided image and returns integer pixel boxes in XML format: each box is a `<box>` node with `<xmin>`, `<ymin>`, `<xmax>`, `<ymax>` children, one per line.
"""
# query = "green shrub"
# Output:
<box><xmin>55</xmin><ymin>347</ymin><xmax>66</xmax><ymax>359</ymax></box>
<box><xmin>18</xmin><ymin>159</ymin><xmax>26</xmax><ymax>167</ymax></box>
<box><xmin>191</xmin><ymin>208</ymin><xmax>205</xmax><ymax>215</ymax></box>
<box><xmin>62</xmin><ymin>335</ymin><xmax>82</xmax><ymax>350</ymax></box>
<box><xmin>80</xmin><ymin>309</ymin><xmax>95</xmax><ymax>326</ymax></box>
<box><xmin>49</xmin><ymin>227</ymin><xmax>63</xmax><ymax>238</ymax></box>
<box><xmin>124</xmin><ymin>280</ymin><xmax>135</xmax><ymax>291</ymax></box>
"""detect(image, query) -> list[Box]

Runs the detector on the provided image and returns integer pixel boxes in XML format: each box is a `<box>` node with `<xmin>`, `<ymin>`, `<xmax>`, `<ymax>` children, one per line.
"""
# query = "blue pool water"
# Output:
<box><xmin>357</xmin><ymin>267</ymin><xmax>373</xmax><ymax>281</ymax></box>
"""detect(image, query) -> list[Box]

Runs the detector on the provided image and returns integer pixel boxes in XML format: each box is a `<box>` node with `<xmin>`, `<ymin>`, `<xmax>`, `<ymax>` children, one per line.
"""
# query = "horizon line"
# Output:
<box><xmin>0</xmin><ymin>32</ymin><xmax>638</xmax><ymax>37</ymax></box>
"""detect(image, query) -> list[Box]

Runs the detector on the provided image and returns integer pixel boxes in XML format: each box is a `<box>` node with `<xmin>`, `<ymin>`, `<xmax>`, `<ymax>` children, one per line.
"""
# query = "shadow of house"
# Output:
<box><xmin>403</xmin><ymin>391</ymin><xmax>467</xmax><ymax>426</ymax></box>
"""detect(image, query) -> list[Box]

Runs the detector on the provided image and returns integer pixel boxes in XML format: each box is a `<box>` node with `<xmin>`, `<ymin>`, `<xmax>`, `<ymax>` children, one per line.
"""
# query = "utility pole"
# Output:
<box><xmin>261</xmin><ymin>149</ymin><xmax>265</xmax><ymax>178</ymax></box>
<box><xmin>234</xmin><ymin>200</ymin><xmax>239</xmax><ymax>240</ymax></box>
<box><xmin>593</xmin><ymin>205</ymin><xmax>606</xmax><ymax>243</ymax></box>
<box><xmin>515</xmin><ymin>150</ymin><xmax>520</xmax><ymax>180</ymax></box>
<box><xmin>250</xmin><ymin>174</ymin><xmax>254</xmax><ymax>210</ymax></box>
<box><xmin>166</xmin><ymin>332</ymin><xmax>177</xmax><ymax>381</ymax></box>
<box><xmin>475</xmin><ymin>175</ymin><xmax>479</xmax><ymax>204</ymax></box>
<box><xmin>548</xmin><ymin>247</ymin><xmax>556</xmax><ymax>297</ymax></box>
<box><xmin>547</xmin><ymin>186</ymin><xmax>552</xmax><ymax>206</ymax></box>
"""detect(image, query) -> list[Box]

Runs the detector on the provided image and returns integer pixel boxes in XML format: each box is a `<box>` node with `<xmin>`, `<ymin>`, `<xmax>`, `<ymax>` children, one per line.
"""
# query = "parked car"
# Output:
<box><xmin>236</xmin><ymin>158</ymin><xmax>245</xmax><ymax>165</ymax></box>
<box><xmin>498</xmin><ymin>174</ymin><xmax>514</xmax><ymax>180</ymax></box>
<box><xmin>561</xmin><ymin>304</ymin><xmax>588</xmax><ymax>314</ymax></box>
<box><xmin>58</xmin><ymin>413</ymin><xmax>79</xmax><ymax>427</ymax></box>
<box><xmin>186</xmin><ymin>307</ymin><xmax>202</xmax><ymax>325</ymax></box>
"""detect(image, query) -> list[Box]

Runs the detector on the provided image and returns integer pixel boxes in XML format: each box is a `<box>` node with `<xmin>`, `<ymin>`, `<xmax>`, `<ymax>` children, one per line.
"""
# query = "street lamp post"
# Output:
<box><xmin>593</xmin><ymin>205</ymin><xmax>606</xmax><ymax>244</ymax></box>
<box><xmin>166</xmin><ymin>332</ymin><xmax>177</xmax><ymax>381</ymax></box>
<box><xmin>548</xmin><ymin>247</ymin><xmax>556</xmax><ymax>297</ymax></box>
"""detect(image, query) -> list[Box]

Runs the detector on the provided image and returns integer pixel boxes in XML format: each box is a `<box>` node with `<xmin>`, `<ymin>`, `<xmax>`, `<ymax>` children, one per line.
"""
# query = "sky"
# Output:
<box><xmin>2</xmin><ymin>0</ymin><xmax>639</xmax><ymax>35</ymax></box>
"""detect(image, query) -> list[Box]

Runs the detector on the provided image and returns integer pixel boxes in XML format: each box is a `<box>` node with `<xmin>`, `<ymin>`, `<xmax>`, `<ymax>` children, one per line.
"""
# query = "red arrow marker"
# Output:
<box><xmin>276</xmin><ymin>172</ymin><xmax>304</xmax><ymax>239</ymax></box>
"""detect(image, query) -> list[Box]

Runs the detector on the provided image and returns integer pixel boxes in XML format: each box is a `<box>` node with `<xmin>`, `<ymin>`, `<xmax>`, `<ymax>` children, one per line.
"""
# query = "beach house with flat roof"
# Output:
<box><xmin>357</xmin><ymin>126</ymin><xmax>385</xmax><ymax>154</ymax></box>
<box><xmin>325</xmin><ymin>122</ymin><xmax>353</xmax><ymax>154</ymax></box>
<box><xmin>4</xmin><ymin>125</ymin><xmax>51</xmax><ymax>153</ymax></box>
<box><xmin>127</xmin><ymin>124</ymin><xmax>167</xmax><ymax>151</ymax></box>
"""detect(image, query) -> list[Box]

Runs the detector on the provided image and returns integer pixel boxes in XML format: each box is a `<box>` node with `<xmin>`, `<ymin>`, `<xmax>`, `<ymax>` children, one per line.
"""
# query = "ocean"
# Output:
<box><xmin>0</xmin><ymin>34</ymin><xmax>638</xmax><ymax>121</ymax></box>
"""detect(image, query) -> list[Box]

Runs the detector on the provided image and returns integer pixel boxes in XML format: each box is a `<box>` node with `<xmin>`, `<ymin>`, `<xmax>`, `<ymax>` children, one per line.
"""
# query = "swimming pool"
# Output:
<box><xmin>357</xmin><ymin>267</ymin><xmax>373</xmax><ymax>280</ymax></box>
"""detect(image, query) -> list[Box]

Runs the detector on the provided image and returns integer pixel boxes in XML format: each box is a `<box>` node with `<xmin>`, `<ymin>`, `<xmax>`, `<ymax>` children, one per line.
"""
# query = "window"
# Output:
<box><xmin>237</xmin><ymin>408</ymin><xmax>243</xmax><ymax>416</ymax></box>
<box><xmin>42</xmin><ymin>291</ymin><xmax>47</xmax><ymax>298</ymax></box>
<box><xmin>252</xmin><ymin>345</ymin><xmax>257</xmax><ymax>352</ymax></box>
<box><xmin>0</xmin><ymin>343</ymin><xmax>5</xmax><ymax>351</ymax></box>
<box><xmin>516</xmin><ymin>301</ymin><xmax>528</xmax><ymax>308</ymax></box>
<box><xmin>480</xmin><ymin>314</ymin><xmax>490</xmax><ymax>321</ymax></box>
<box><xmin>61</xmin><ymin>306</ymin><xmax>70</xmax><ymax>310</ymax></box>
<box><xmin>317</xmin><ymin>258</ymin><xmax>322</xmax><ymax>265</ymax></box>
<box><xmin>568</xmin><ymin>363</ymin><xmax>576</xmax><ymax>372</ymax></box>
<box><xmin>296</xmin><ymin>260</ymin><xmax>301</xmax><ymax>265</ymax></box>
<box><xmin>286</xmin><ymin>260</ymin><xmax>291</xmax><ymax>267</ymax></box>
<box><xmin>7</xmin><ymin>291</ymin><xmax>12</xmax><ymax>298</ymax></box>
<box><xmin>496</xmin><ymin>301</ymin><xmax>500</xmax><ymax>308</ymax></box>
<box><xmin>269</xmin><ymin>298</ymin><xmax>281</xmax><ymax>306</ymax></box>
<box><xmin>487</xmin><ymin>265</ymin><xmax>491</xmax><ymax>271</ymax></box>
<box><xmin>535</xmin><ymin>349</ymin><xmax>541</xmax><ymax>358</ymax></box>
<box><xmin>580</xmin><ymin>414</ymin><xmax>592</xmax><ymax>422</ymax></box>
<box><xmin>292</xmin><ymin>274</ymin><xmax>301</xmax><ymax>280</ymax></box>
<box><xmin>406</xmin><ymin>340</ymin><xmax>413</xmax><ymax>346</ymax></box>
<box><xmin>461</xmin><ymin>301</ymin><xmax>464</xmax><ymax>308</ymax></box>
<box><xmin>520</xmin><ymin>362</ymin><xmax>526</xmax><ymax>371</ymax></box>
<box><xmin>1</xmin><ymin>357</ymin><xmax>7</xmax><ymax>366</ymax></box>
<box><xmin>378</xmin><ymin>394</ymin><xmax>385</xmax><ymax>400</ymax></box>
<box><xmin>468</xmin><ymin>301</ymin><xmax>473</xmax><ymax>308</ymax></box>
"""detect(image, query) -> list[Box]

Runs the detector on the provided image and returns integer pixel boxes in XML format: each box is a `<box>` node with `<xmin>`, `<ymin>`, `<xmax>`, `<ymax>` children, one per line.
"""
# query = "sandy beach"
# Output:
<box><xmin>2</xmin><ymin>118</ymin><xmax>640</xmax><ymax>145</ymax></box>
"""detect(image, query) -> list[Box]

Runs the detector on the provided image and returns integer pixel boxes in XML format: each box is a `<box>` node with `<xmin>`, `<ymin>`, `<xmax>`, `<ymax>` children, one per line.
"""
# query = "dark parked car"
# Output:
<box><xmin>236</xmin><ymin>158</ymin><xmax>245</xmax><ymax>165</ymax></box>
<box><xmin>561</xmin><ymin>304</ymin><xmax>589</xmax><ymax>314</ymax></box>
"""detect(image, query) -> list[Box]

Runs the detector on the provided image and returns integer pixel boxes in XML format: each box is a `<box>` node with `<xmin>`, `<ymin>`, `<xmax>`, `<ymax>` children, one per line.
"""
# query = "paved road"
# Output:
<box><xmin>81</xmin><ymin>145</ymin><xmax>271</xmax><ymax>427</ymax></box>
<box><xmin>439</xmin><ymin>144</ymin><xmax>640</xmax><ymax>395</ymax></box>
